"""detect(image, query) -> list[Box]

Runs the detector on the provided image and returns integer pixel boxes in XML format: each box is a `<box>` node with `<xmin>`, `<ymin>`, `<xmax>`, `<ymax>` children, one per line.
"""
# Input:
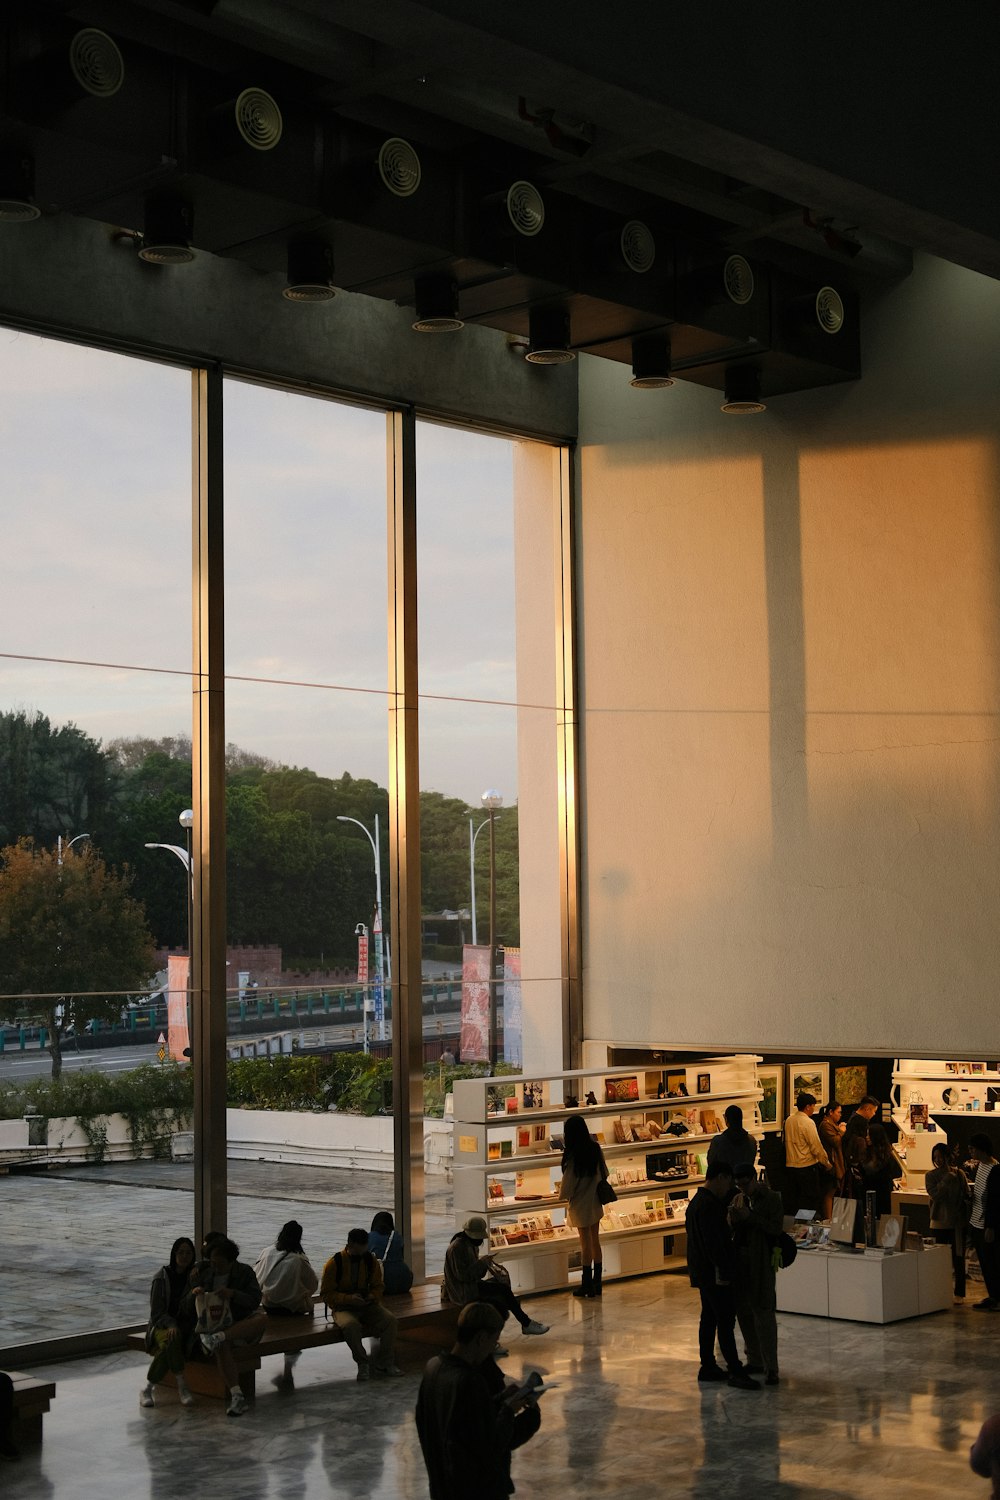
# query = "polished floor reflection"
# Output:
<box><xmin>9</xmin><ymin>1273</ymin><xmax>995</xmax><ymax>1499</ymax></box>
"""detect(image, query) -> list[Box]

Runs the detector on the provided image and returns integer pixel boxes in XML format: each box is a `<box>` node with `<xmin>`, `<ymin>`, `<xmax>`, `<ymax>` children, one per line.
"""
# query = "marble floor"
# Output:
<box><xmin>7</xmin><ymin>1274</ymin><xmax>998</xmax><ymax>1499</ymax></box>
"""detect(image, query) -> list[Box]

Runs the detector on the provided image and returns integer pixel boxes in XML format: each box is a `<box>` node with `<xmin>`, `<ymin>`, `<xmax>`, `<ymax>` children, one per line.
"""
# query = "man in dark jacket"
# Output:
<box><xmin>968</xmin><ymin>1133</ymin><xmax>1000</xmax><ymax>1309</ymax></box>
<box><xmin>729</xmin><ymin>1163</ymin><xmax>785</xmax><ymax>1385</ymax></box>
<box><xmin>685</xmin><ymin>1160</ymin><xmax>760</xmax><ymax>1389</ymax></box>
<box><xmin>415</xmin><ymin>1302</ymin><xmax>541</xmax><ymax>1500</ymax></box>
<box><xmin>706</xmin><ymin>1105</ymin><xmax>759</xmax><ymax>1173</ymax></box>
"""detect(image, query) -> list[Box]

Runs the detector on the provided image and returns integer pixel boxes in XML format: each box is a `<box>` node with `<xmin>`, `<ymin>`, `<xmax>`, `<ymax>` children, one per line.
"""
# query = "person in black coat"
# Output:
<box><xmin>685</xmin><ymin>1160</ymin><xmax>759</xmax><ymax>1390</ymax></box>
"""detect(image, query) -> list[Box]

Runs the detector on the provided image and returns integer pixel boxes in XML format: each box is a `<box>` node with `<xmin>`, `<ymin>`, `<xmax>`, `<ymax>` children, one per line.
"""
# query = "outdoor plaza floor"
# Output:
<box><xmin>2</xmin><ymin>1161</ymin><xmax>998</xmax><ymax>1498</ymax></box>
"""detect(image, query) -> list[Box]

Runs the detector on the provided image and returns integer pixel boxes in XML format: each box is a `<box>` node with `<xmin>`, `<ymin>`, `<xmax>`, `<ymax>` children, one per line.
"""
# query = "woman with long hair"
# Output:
<box><xmin>141</xmin><ymin>1235</ymin><xmax>197</xmax><ymax>1409</ymax></box>
<box><xmin>860</xmin><ymin>1122</ymin><xmax>904</xmax><ymax>1215</ymax></box>
<box><xmin>817</xmin><ymin>1101</ymin><xmax>846</xmax><ymax>1220</ymax></box>
<box><xmin>561</xmin><ymin>1112</ymin><xmax>610</xmax><ymax>1299</ymax></box>
<box><xmin>926</xmin><ymin>1142</ymin><xmax>970</xmax><ymax>1301</ymax></box>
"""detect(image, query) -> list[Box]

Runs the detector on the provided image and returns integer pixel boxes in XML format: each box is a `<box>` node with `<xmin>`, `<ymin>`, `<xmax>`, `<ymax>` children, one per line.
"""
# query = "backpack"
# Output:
<box><xmin>774</xmin><ymin>1231</ymin><xmax>797</xmax><ymax>1269</ymax></box>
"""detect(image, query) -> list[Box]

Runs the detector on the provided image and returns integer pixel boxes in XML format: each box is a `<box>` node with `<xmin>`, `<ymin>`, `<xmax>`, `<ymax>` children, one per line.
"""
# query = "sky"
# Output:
<box><xmin>0</xmin><ymin>327</ymin><xmax>522</xmax><ymax>805</ymax></box>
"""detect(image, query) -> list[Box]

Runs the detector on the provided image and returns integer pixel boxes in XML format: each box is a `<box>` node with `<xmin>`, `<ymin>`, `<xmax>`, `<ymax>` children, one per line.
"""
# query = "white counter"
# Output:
<box><xmin>776</xmin><ymin>1244</ymin><xmax>952</xmax><ymax>1324</ymax></box>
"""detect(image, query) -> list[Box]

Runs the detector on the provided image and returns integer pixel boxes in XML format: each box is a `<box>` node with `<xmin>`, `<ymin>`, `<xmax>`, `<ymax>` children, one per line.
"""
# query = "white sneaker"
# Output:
<box><xmin>139</xmin><ymin>1386</ymin><xmax>154</xmax><ymax>1409</ymax></box>
<box><xmin>522</xmin><ymin>1319</ymin><xmax>549</xmax><ymax>1336</ymax></box>
<box><xmin>200</xmin><ymin>1331</ymin><xmax>226</xmax><ymax>1353</ymax></box>
<box><xmin>177</xmin><ymin>1383</ymin><xmax>194</xmax><ymax>1407</ymax></box>
<box><xmin>226</xmin><ymin>1391</ymin><xmax>248</xmax><ymax>1418</ymax></box>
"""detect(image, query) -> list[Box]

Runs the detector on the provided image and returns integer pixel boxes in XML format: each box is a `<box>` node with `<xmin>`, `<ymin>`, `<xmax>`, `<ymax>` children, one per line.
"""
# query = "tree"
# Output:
<box><xmin>0</xmin><ymin>710</ymin><xmax>119</xmax><ymax>849</ymax></box>
<box><xmin>0</xmin><ymin>840</ymin><xmax>157</xmax><ymax>1079</ymax></box>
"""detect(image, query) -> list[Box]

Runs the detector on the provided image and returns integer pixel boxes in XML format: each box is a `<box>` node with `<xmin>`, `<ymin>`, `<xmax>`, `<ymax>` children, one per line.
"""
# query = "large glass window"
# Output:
<box><xmin>0</xmin><ymin>331</ymin><xmax>191</xmax><ymax>1346</ymax></box>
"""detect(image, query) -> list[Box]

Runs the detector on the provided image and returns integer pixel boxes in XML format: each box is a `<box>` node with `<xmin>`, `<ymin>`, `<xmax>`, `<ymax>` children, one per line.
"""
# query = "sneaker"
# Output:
<box><xmin>177</xmin><ymin>1384</ymin><xmax>195</xmax><ymax>1407</ymax></box>
<box><xmin>200</xmin><ymin>1331</ymin><xmax>226</xmax><ymax>1353</ymax></box>
<box><xmin>139</xmin><ymin>1386</ymin><xmax>155</xmax><ymax>1409</ymax></box>
<box><xmin>522</xmin><ymin>1319</ymin><xmax>549</xmax><ymax>1336</ymax></box>
<box><xmin>697</xmin><ymin>1365</ymin><xmax>728</xmax><ymax>1383</ymax></box>
<box><xmin>356</xmin><ymin>1362</ymin><xmax>371</xmax><ymax>1382</ymax></box>
<box><xmin>226</xmin><ymin>1391</ymin><xmax>248</xmax><ymax>1417</ymax></box>
<box><xmin>727</xmin><ymin>1370</ymin><xmax>762</xmax><ymax>1390</ymax></box>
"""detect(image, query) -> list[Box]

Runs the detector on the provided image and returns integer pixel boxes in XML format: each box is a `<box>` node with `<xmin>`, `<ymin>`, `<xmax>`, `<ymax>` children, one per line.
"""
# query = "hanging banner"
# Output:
<box><xmin>166</xmin><ymin>953</ymin><xmax>190</xmax><ymax>1062</ymax></box>
<box><xmin>503</xmin><ymin>947</ymin><xmax>522</xmax><ymax>1067</ymax></box>
<box><xmin>357</xmin><ymin>928</ymin><xmax>369</xmax><ymax>987</ymax></box>
<box><xmin>460</xmin><ymin>944</ymin><xmax>492</xmax><ymax>1063</ymax></box>
<box><xmin>372</xmin><ymin>907</ymin><xmax>384</xmax><ymax>1034</ymax></box>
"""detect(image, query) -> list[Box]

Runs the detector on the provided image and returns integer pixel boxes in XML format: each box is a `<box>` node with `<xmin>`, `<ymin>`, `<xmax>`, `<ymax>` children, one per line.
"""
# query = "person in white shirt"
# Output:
<box><xmin>967</xmin><ymin>1134</ymin><xmax>1000</xmax><ymax>1311</ymax></box>
<box><xmin>253</xmin><ymin>1219</ymin><xmax>319</xmax><ymax>1388</ymax></box>
<box><xmin>783</xmin><ymin>1093</ymin><xmax>833</xmax><ymax>1215</ymax></box>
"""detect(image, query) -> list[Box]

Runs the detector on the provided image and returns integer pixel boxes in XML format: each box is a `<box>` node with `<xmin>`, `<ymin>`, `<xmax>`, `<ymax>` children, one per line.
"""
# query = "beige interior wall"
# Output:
<box><xmin>576</xmin><ymin>253</ymin><xmax>1000</xmax><ymax>1056</ymax></box>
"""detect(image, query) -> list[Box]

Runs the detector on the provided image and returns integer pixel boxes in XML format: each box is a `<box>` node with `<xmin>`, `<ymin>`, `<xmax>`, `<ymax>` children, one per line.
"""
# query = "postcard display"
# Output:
<box><xmin>452</xmin><ymin>1056</ymin><xmax>763</xmax><ymax>1294</ymax></box>
<box><xmin>891</xmin><ymin>1059</ymin><xmax>1000</xmax><ymax>1189</ymax></box>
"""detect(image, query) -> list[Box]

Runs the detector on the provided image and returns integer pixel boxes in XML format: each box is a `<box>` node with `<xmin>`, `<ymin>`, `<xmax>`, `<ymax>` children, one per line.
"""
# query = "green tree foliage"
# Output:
<box><xmin>0</xmin><ymin>710</ymin><xmax>119</xmax><ymax>848</ymax></box>
<box><xmin>0</xmin><ymin>840</ymin><xmax>157</xmax><ymax>1079</ymax></box>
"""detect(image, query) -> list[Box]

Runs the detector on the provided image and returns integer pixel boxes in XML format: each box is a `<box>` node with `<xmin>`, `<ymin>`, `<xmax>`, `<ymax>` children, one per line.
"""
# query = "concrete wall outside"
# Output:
<box><xmin>575</xmin><ymin>254</ymin><xmax>1000</xmax><ymax>1057</ymax></box>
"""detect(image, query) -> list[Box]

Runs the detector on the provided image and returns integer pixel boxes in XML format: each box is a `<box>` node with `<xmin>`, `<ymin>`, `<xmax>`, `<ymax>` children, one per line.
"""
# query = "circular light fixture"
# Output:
<box><xmin>506</xmin><ymin>180</ymin><xmax>545</xmax><ymax>238</ymax></box>
<box><xmin>721</xmin><ymin>365</ymin><xmax>766</xmax><ymax>414</ymax></box>
<box><xmin>630</xmin><ymin>334</ymin><xmax>673</xmax><ymax>389</ymax></box>
<box><xmin>69</xmin><ymin>28</ymin><xmax>125</xmax><ymax>98</ymax></box>
<box><xmin>138</xmin><ymin>193</ymin><xmax>195</xmax><ymax>264</ymax></box>
<box><xmin>723</xmin><ymin>254</ymin><xmax>755</xmax><ymax>305</ymax></box>
<box><xmin>412</xmin><ymin>274</ymin><xmax>463</xmax><ymax>332</ymax></box>
<box><xmin>178</xmin><ymin>809</ymin><xmax>194</xmax><ymax>830</ymax></box>
<box><xmin>525</xmin><ymin>307</ymin><xmax>575</xmax><ymax>364</ymax></box>
<box><xmin>620</xmin><ymin>219</ymin><xmax>656</xmax><ymax>274</ymax></box>
<box><xmin>378</xmin><ymin>137</ymin><xmax>421</xmax><ymax>197</ymax></box>
<box><xmin>816</xmin><ymin>285</ymin><xmax>845</xmax><ymax>333</ymax></box>
<box><xmin>481</xmin><ymin>789</ymin><xmax>504</xmax><ymax>811</ymax></box>
<box><xmin>283</xmin><ymin>235</ymin><xmax>336</xmax><ymax>301</ymax></box>
<box><xmin>234</xmin><ymin>88</ymin><xmax>283</xmax><ymax>151</ymax></box>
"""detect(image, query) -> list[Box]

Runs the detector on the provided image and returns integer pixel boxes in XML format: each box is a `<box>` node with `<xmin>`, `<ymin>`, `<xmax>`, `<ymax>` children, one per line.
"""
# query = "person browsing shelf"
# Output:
<box><xmin>926</xmin><ymin>1143</ymin><xmax>970</xmax><ymax>1302</ymax></box>
<box><xmin>560</xmin><ymin>1112</ymin><xmax>610</xmax><ymax>1299</ymax></box>
<box><xmin>783</xmin><ymin>1093</ymin><xmax>833</xmax><ymax>1214</ymax></box>
<box><xmin>706</xmin><ymin>1105</ymin><xmax>759</xmax><ymax>1175</ymax></box>
<box><xmin>858</xmin><ymin>1122</ymin><xmax>903</xmax><ymax>1216</ymax></box>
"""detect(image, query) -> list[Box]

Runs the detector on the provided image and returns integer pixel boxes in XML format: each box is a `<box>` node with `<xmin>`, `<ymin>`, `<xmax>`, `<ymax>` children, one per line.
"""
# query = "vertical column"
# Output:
<box><xmin>556</xmin><ymin>447</ymin><xmax>583</xmax><ymax>1070</ymax></box>
<box><xmin>191</xmin><ymin>367</ymin><xmax>228</xmax><ymax>1244</ymax></box>
<box><xmin>386</xmin><ymin>408</ymin><xmax>425</xmax><ymax>1282</ymax></box>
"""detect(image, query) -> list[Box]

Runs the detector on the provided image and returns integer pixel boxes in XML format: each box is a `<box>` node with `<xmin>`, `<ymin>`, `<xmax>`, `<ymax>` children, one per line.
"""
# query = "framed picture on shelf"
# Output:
<box><xmin>696</xmin><ymin>1073</ymin><xmax>711</xmax><ymax>1095</ymax></box>
<box><xmin>834</xmin><ymin>1064</ymin><xmax>867</xmax><ymax>1106</ymax></box>
<box><xmin>517</xmin><ymin>1127</ymin><xmax>531</xmax><ymax>1150</ymax></box>
<box><xmin>488</xmin><ymin>1142</ymin><xmax>502</xmax><ymax>1162</ymax></box>
<box><xmin>758</xmin><ymin>1066</ymin><xmax>783</xmax><ymax>1132</ymax></box>
<box><xmin>666</xmin><ymin>1071</ymin><xmax>688</xmax><ymax>1097</ymax></box>
<box><xmin>970</xmin><ymin>1062</ymin><xmax>987</xmax><ymax>1076</ymax></box>
<box><xmin>522</xmin><ymin>1081</ymin><xmax>544</xmax><ymax>1109</ymax></box>
<box><xmin>533</xmin><ymin>1123</ymin><xmax>548</xmax><ymax>1144</ymax></box>
<box><xmin>605</xmin><ymin>1075</ymin><xmax>639</xmax><ymax>1104</ymax></box>
<box><xmin>788</xmin><ymin>1062</ymin><xmax>829</xmax><ymax>1108</ymax></box>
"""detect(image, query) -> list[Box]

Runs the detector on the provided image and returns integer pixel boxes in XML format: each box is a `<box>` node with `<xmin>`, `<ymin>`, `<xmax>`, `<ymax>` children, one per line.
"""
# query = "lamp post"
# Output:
<box><xmin>468</xmin><ymin>816</ymin><xmax>493</xmax><ymax>947</ymax></box>
<box><xmin>481</xmin><ymin>790</ymin><xmax>503</xmax><ymax>1064</ymax></box>
<box><xmin>56</xmin><ymin>832</ymin><xmax>91</xmax><ymax>866</ymax></box>
<box><xmin>337</xmin><ymin>814</ymin><xmax>389</xmax><ymax>1040</ymax></box>
<box><xmin>146</xmin><ymin>807</ymin><xmax>194</xmax><ymax>978</ymax></box>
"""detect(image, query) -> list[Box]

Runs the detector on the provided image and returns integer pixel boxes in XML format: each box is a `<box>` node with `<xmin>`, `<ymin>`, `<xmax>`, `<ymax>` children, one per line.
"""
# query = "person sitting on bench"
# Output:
<box><xmin>182</xmin><ymin>1234</ymin><xmax>266</xmax><ymax>1418</ymax></box>
<box><xmin>320</xmin><ymin>1229</ymin><xmax>402</xmax><ymax>1382</ymax></box>
<box><xmin>442</xmin><ymin>1216</ymin><xmax>549</xmax><ymax>1350</ymax></box>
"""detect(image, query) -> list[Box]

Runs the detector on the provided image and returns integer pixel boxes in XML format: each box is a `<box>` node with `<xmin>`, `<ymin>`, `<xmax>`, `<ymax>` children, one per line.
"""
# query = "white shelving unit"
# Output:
<box><xmin>892</xmin><ymin>1059</ymin><xmax>1000</xmax><ymax>1187</ymax></box>
<box><xmin>452</xmin><ymin>1055</ymin><xmax>762</xmax><ymax>1293</ymax></box>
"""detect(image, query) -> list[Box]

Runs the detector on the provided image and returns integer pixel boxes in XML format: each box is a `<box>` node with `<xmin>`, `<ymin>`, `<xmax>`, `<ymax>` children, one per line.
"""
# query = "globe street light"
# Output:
<box><xmin>481</xmin><ymin>790</ymin><xmax>504</xmax><ymax>1064</ymax></box>
<box><xmin>337</xmin><ymin>814</ymin><xmax>389</xmax><ymax>1040</ymax></box>
<box><xmin>146</xmin><ymin>808</ymin><xmax>194</xmax><ymax>970</ymax></box>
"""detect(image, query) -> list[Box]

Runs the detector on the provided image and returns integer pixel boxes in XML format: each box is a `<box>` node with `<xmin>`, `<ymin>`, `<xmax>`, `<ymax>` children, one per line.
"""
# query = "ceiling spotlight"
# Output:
<box><xmin>138</xmin><ymin>193</ymin><xmax>195</xmax><ymax>264</ymax></box>
<box><xmin>283</xmin><ymin>235</ymin><xmax>335</xmax><ymax>301</ymax></box>
<box><xmin>721</xmin><ymin>365</ymin><xmax>766</xmax><ymax>414</ymax></box>
<box><xmin>0</xmin><ymin>148</ymin><xmax>41</xmax><ymax>222</ymax></box>
<box><xmin>525</xmin><ymin>307</ymin><xmax>575</xmax><ymax>365</ymax></box>
<box><xmin>630</xmin><ymin>334</ymin><xmax>673</xmax><ymax>389</ymax></box>
<box><xmin>412</xmin><ymin>274</ymin><xmax>463</xmax><ymax>332</ymax></box>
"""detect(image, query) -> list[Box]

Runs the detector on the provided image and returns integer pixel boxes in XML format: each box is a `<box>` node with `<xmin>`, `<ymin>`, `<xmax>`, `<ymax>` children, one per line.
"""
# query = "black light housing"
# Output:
<box><xmin>0</xmin><ymin>147</ymin><xmax>41</xmax><ymax>222</ymax></box>
<box><xmin>283</xmin><ymin>235</ymin><xmax>335</xmax><ymax>301</ymax></box>
<box><xmin>721</xmin><ymin>364</ymin><xmax>766</xmax><ymax>414</ymax></box>
<box><xmin>630</xmin><ymin>333</ymin><xmax>674</xmax><ymax>389</ymax></box>
<box><xmin>412</xmin><ymin>273</ymin><xmax>463</xmax><ymax>332</ymax></box>
<box><xmin>138</xmin><ymin>193</ymin><xmax>195</xmax><ymax>264</ymax></box>
<box><xmin>525</xmin><ymin>306</ymin><xmax>575</xmax><ymax>365</ymax></box>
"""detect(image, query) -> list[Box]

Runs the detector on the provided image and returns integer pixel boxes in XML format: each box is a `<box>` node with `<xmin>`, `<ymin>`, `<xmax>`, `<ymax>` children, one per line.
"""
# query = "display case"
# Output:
<box><xmin>452</xmin><ymin>1055</ymin><xmax>762</xmax><ymax>1293</ymax></box>
<box><xmin>891</xmin><ymin>1059</ymin><xmax>1000</xmax><ymax>1189</ymax></box>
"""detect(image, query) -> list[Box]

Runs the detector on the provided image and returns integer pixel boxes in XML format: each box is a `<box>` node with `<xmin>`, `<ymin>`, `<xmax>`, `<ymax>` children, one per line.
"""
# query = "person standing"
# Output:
<box><xmin>783</xmin><ymin>1093</ymin><xmax>833</xmax><ymax>1214</ymax></box>
<box><xmin>415</xmin><ymin>1302</ymin><xmax>541</xmax><ymax>1500</ymax></box>
<box><xmin>729</xmin><ymin>1164</ymin><xmax>784</xmax><ymax>1386</ymax></box>
<box><xmin>685</xmin><ymin>1160</ymin><xmax>760</xmax><ymax>1390</ymax></box>
<box><xmin>560</xmin><ymin>1112</ymin><xmax>609</xmax><ymax>1298</ymax></box>
<box><xmin>967</xmin><ymin>1133</ymin><xmax>1000</xmax><ymax>1310</ymax></box>
<box><xmin>817</xmin><ymin>1101</ymin><xmax>846</xmax><ymax>1220</ymax></box>
<box><xmin>858</xmin><ymin>1122</ymin><xmax>903</xmax><ymax>1216</ymax></box>
<box><xmin>706</xmin><ymin>1105</ymin><xmax>759</xmax><ymax>1174</ymax></box>
<box><xmin>926</xmin><ymin>1143</ymin><xmax>970</xmax><ymax>1302</ymax></box>
<box><xmin>320</xmin><ymin>1228</ymin><xmax>401</xmax><ymax>1379</ymax></box>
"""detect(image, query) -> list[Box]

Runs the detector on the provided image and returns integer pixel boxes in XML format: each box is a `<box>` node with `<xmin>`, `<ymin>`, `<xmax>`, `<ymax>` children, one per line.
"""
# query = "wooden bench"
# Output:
<box><xmin>8</xmin><ymin>1371</ymin><xmax>57</xmax><ymax>1446</ymax></box>
<box><xmin>126</xmin><ymin>1284</ymin><xmax>462</xmax><ymax>1401</ymax></box>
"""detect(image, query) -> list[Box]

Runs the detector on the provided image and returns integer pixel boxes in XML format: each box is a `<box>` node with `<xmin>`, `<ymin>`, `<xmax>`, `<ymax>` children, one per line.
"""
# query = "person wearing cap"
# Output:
<box><xmin>253</xmin><ymin>1220</ymin><xmax>319</xmax><ymax>1389</ymax></box>
<box><xmin>729</xmin><ymin>1164</ymin><xmax>784</xmax><ymax>1386</ymax></box>
<box><xmin>442</xmin><ymin>1216</ymin><xmax>549</xmax><ymax>1342</ymax></box>
<box><xmin>415</xmin><ymin>1302</ymin><xmax>542</xmax><ymax>1500</ymax></box>
<box><xmin>320</xmin><ymin>1229</ymin><xmax>401</xmax><ymax>1380</ymax></box>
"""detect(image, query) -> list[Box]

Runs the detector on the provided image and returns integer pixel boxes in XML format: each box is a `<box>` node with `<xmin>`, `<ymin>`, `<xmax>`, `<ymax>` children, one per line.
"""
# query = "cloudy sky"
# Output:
<box><xmin>0</xmin><ymin>327</ymin><xmax>520</xmax><ymax>805</ymax></box>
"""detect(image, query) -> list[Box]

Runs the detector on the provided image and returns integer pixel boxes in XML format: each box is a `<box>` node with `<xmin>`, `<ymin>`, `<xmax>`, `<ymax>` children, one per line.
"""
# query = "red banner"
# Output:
<box><xmin>461</xmin><ymin>945</ymin><xmax>492</xmax><ymax>1063</ymax></box>
<box><xmin>357</xmin><ymin>928</ymin><xmax>369</xmax><ymax>987</ymax></box>
<box><xmin>167</xmin><ymin>953</ymin><xmax>190</xmax><ymax>1062</ymax></box>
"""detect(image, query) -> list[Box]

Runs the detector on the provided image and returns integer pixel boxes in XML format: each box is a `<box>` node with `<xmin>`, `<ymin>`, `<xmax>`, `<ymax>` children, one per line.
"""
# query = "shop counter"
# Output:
<box><xmin>776</xmin><ymin>1244</ymin><xmax>951</xmax><ymax>1324</ymax></box>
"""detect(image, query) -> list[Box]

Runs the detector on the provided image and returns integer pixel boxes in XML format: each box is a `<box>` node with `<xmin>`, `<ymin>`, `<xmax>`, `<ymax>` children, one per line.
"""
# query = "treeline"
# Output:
<box><xmin>0</xmin><ymin>711</ymin><xmax>519</xmax><ymax>967</ymax></box>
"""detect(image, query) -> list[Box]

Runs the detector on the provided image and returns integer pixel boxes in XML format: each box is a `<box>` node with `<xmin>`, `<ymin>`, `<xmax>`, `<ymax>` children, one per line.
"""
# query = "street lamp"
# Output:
<box><xmin>468</xmin><ymin>815</ymin><xmax>495</xmax><ymax>947</ymax></box>
<box><xmin>337</xmin><ymin>814</ymin><xmax>389</xmax><ymax>1040</ymax></box>
<box><xmin>481</xmin><ymin>790</ymin><xmax>503</xmax><ymax>1064</ymax></box>
<box><xmin>145</xmin><ymin>808</ymin><xmax>194</xmax><ymax>968</ymax></box>
<box><xmin>56</xmin><ymin>832</ymin><xmax>91</xmax><ymax>866</ymax></box>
